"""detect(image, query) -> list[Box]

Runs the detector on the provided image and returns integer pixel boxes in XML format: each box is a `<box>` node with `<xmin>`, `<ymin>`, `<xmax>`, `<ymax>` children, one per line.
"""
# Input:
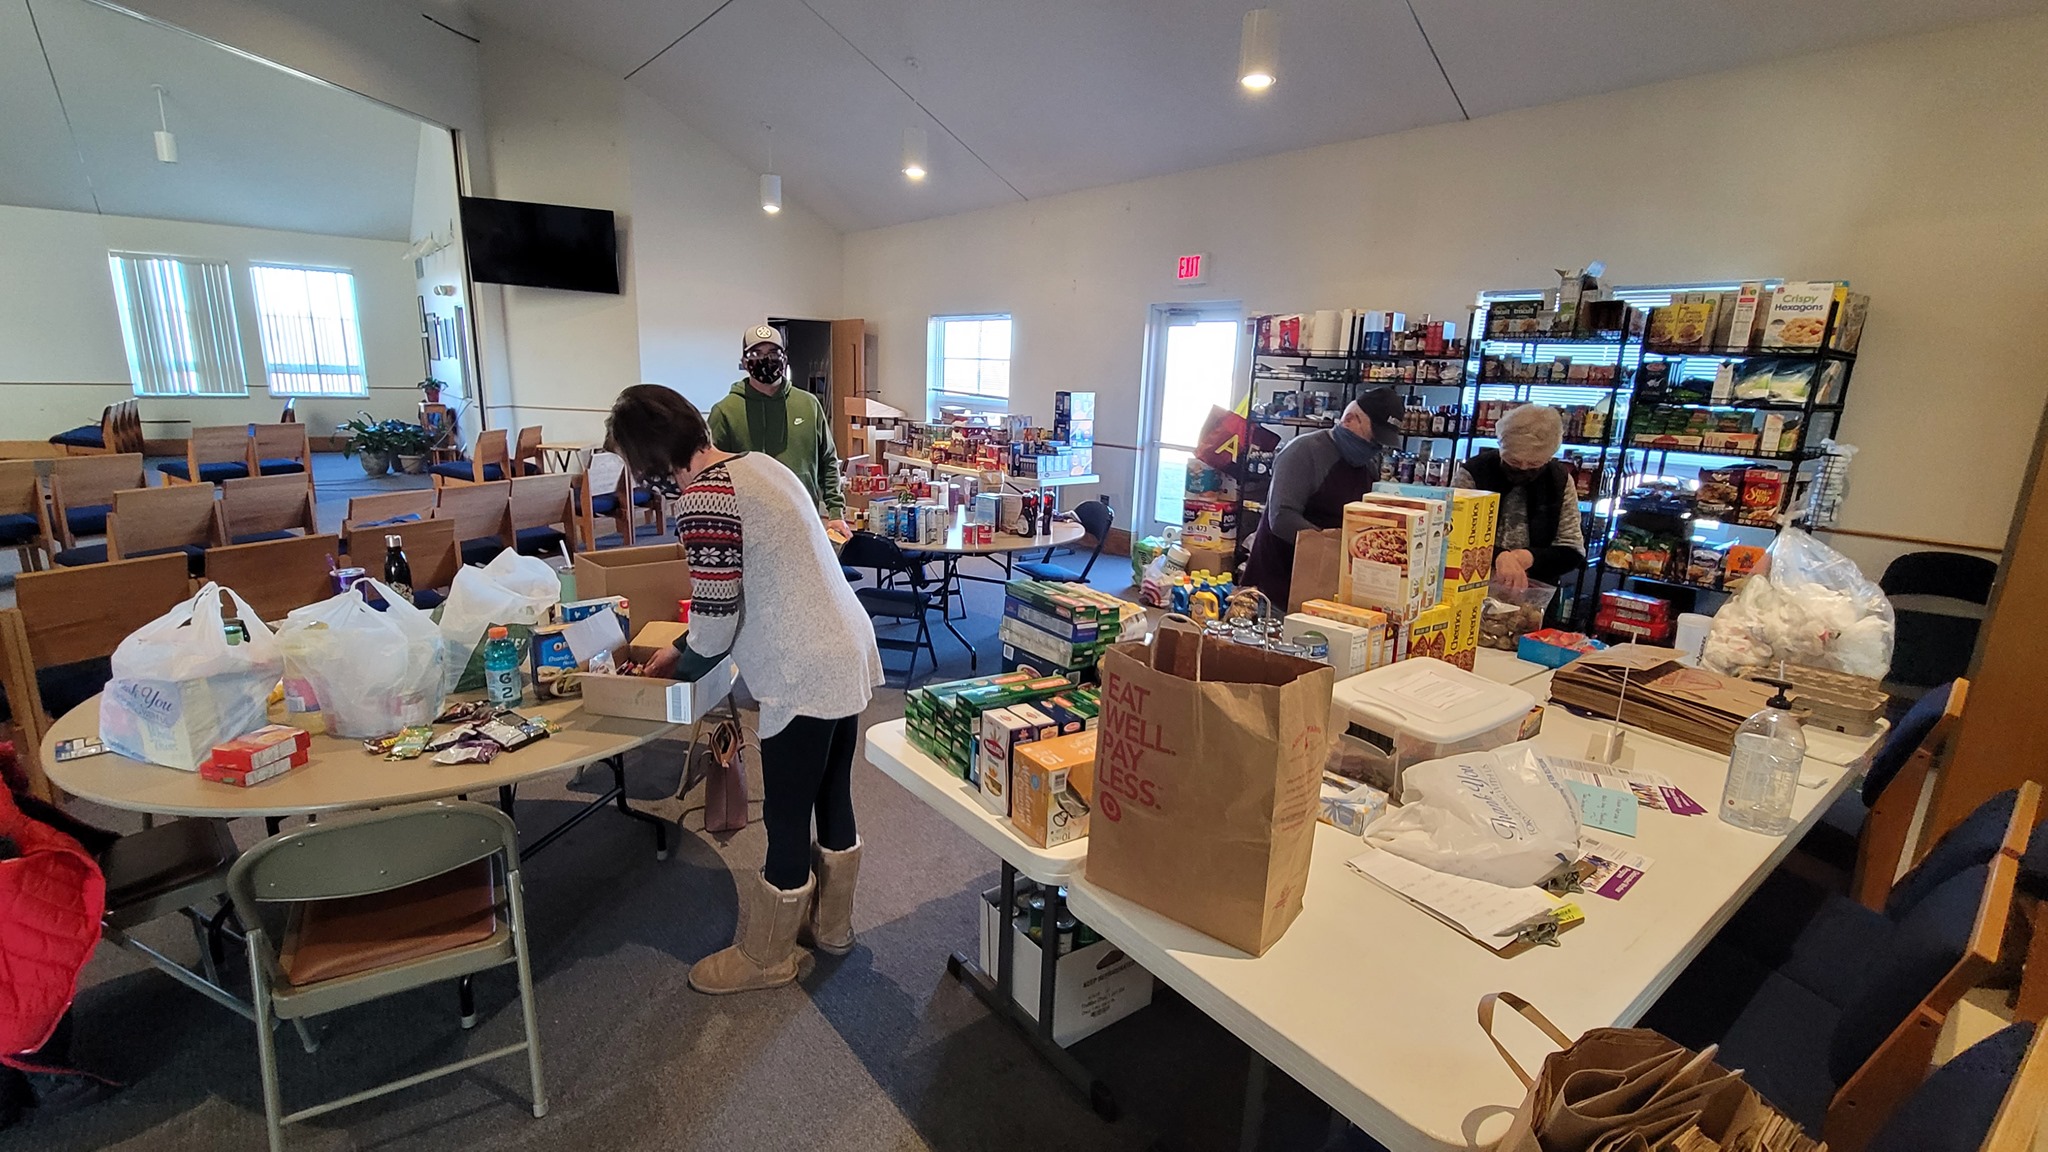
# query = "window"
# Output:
<box><xmin>928</xmin><ymin>314</ymin><xmax>1012</xmax><ymax>412</ymax></box>
<box><xmin>107</xmin><ymin>252</ymin><xmax>248</xmax><ymax>397</ymax></box>
<box><xmin>249</xmin><ymin>264</ymin><xmax>369</xmax><ymax>396</ymax></box>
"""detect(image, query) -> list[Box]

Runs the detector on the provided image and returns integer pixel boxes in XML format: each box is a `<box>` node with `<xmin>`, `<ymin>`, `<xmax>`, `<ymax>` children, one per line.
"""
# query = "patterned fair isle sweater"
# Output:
<box><xmin>676</xmin><ymin>453</ymin><xmax>883</xmax><ymax>738</ymax></box>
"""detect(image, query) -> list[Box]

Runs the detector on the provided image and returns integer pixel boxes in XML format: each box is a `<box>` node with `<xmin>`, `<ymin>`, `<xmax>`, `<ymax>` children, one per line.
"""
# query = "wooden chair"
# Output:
<box><xmin>249</xmin><ymin>422</ymin><xmax>311</xmax><ymax>477</ymax></box>
<box><xmin>1981</xmin><ymin>1020</ymin><xmax>2048</xmax><ymax>1152</ymax></box>
<box><xmin>345</xmin><ymin>489</ymin><xmax>436</xmax><ymax>528</ymax></box>
<box><xmin>0</xmin><ymin>553</ymin><xmax>192</xmax><ymax>799</ymax></box>
<box><xmin>431</xmin><ymin>479</ymin><xmax>513</xmax><ymax>566</ymax></box>
<box><xmin>509</xmin><ymin>472</ymin><xmax>579</xmax><ymax>558</ymax></box>
<box><xmin>48</xmin><ymin>454</ymin><xmax>146</xmax><ymax>564</ymax></box>
<box><xmin>205</xmin><ymin>534</ymin><xmax>339</xmax><ymax>624</ymax></box>
<box><xmin>0</xmin><ymin>459</ymin><xmax>51</xmax><ymax>572</ymax></box>
<box><xmin>220</xmin><ymin>474</ymin><xmax>318</xmax><ymax>544</ymax></box>
<box><xmin>430</xmin><ymin>428</ymin><xmax>510</xmax><ymax>487</ymax></box>
<box><xmin>344</xmin><ymin>519</ymin><xmax>458</xmax><ymax>609</ymax></box>
<box><xmin>512</xmin><ymin>425</ymin><xmax>545</xmax><ymax>478</ymax></box>
<box><xmin>1855</xmin><ymin>680</ymin><xmax>1971</xmax><ymax>909</ymax></box>
<box><xmin>420</xmin><ymin>402</ymin><xmax>459</xmax><ymax>465</ymax></box>
<box><xmin>160</xmin><ymin>425</ymin><xmax>254</xmax><ymax>486</ymax></box>
<box><xmin>107</xmin><ymin>484</ymin><xmax>226</xmax><ymax>574</ymax></box>
<box><xmin>48</xmin><ymin>398</ymin><xmax>141</xmax><ymax>456</ymax></box>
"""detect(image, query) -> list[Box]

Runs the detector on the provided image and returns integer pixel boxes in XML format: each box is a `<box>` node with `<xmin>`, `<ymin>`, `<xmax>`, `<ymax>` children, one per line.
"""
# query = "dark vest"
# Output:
<box><xmin>1462</xmin><ymin>449</ymin><xmax>1569</xmax><ymax>551</ymax></box>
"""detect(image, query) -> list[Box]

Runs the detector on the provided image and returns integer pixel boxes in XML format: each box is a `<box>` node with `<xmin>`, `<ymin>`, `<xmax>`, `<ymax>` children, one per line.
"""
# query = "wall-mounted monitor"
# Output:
<box><xmin>460</xmin><ymin>195</ymin><xmax>620</xmax><ymax>294</ymax></box>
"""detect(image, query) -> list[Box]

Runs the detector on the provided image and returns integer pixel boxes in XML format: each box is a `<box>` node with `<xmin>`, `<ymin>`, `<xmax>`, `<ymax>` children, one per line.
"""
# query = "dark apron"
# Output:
<box><xmin>1242</xmin><ymin>451</ymin><xmax>1381</xmax><ymax>609</ymax></box>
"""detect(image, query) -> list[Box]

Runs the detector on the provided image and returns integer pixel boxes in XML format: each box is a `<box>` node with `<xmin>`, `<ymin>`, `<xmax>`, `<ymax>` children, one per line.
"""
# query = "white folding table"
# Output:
<box><xmin>1062</xmin><ymin>703</ymin><xmax>1885</xmax><ymax>1152</ymax></box>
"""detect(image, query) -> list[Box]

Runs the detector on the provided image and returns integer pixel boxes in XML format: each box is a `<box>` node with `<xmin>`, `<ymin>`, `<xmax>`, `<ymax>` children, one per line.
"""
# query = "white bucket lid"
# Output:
<box><xmin>1331</xmin><ymin>657</ymin><xmax>1536</xmax><ymax>744</ymax></box>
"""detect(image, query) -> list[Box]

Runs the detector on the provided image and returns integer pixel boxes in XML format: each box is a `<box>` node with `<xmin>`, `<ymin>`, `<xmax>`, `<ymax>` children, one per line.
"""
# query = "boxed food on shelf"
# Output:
<box><xmin>1326</xmin><ymin>658</ymin><xmax>1537</xmax><ymax>801</ymax></box>
<box><xmin>1722</xmin><ymin>545</ymin><xmax>1768</xmax><ymax>592</ymax></box>
<box><xmin>1739</xmin><ymin>469</ymin><xmax>1785</xmax><ymax>521</ymax></box>
<box><xmin>1594</xmin><ymin>591</ymin><xmax>1676</xmax><ymax>643</ymax></box>
<box><xmin>1339</xmin><ymin>500</ymin><xmax>1429</xmax><ymax>621</ymax></box>
<box><xmin>1722</xmin><ymin>282</ymin><xmax>1765</xmax><ymax>350</ymax></box>
<box><xmin>1761</xmin><ymin>280</ymin><xmax>1844</xmax><ymax>351</ymax></box>
<box><xmin>1829</xmin><ymin>293</ymin><xmax>1870</xmax><ymax>353</ymax></box>
<box><xmin>1011</xmin><ymin>730</ymin><xmax>1096</xmax><ymax>848</ymax></box>
<box><xmin>1054</xmin><ymin>390</ymin><xmax>1096</xmax><ymax>447</ymax></box>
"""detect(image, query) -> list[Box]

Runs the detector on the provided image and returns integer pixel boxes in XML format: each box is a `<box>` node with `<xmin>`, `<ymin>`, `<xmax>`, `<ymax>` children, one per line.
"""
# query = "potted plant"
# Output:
<box><xmin>418</xmin><ymin>378</ymin><xmax>447</xmax><ymax>405</ymax></box>
<box><xmin>339</xmin><ymin>413</ymin><xmax>404</xmax><ymax>477</ymax></box>
<box><xmin>389</xmin><ymin>421</ymin><xmax>434</xmax><ymax>474</ymax></box>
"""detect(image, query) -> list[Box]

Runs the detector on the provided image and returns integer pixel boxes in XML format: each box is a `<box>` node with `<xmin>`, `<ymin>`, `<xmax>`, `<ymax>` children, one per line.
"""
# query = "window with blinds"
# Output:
<box><xmin>107</xmin><ymin>252</ymin><xmax>249</xmax><ymax>397</ymax></box>
<box><xmin>249</xmin><ymin>264</ymin><xmax>369</xmax><ymax>397</ymax></box>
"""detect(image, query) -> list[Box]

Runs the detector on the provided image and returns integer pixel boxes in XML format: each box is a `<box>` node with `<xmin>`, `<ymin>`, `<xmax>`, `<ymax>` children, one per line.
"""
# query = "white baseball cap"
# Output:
<box><xmin>743</xmin><ymin>324</ymin><xmax>785</xmax><ymax>352</ymax></box>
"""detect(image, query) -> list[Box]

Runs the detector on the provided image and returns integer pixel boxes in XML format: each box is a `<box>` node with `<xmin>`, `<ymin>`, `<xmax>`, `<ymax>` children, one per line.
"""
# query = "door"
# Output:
<box><xmin>1137</xmin><ymin>305</ymin><xmax>1243</xmax><ymax>533</ymax></box>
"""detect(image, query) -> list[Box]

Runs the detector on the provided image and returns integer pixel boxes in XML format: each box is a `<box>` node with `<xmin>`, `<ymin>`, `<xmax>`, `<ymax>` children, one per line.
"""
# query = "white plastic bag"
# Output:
<box><xmin>1701</xmin><ymin>528</ymin><xmax>1895</xmax><ymax>679</ymax></box>
<box><xmin>435</xmin><ymin>549</ymin><xmax>560</xmax><ymax>693</ymax></box>
<box><xmin>276</xmin><ymin>582</ymin><xmax>446</xmax><ymax>738</ymax></box>
<box><xmin>100</xmin><ymin>583</ymin><xmax>285</xmax><ymax>771</ymax></box>
<box><xmin>1364</xmin><ymin>742</ymin><xmax>1582</xmax><ymax>887</ymax></box>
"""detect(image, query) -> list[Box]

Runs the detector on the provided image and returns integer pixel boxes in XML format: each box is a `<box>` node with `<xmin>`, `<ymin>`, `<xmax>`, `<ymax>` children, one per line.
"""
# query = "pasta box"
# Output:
<box><xmin>576</xmin><ymin>621</ymin><xmax>735</xmax><ymax>724</ymax></box>
<box><xmin>1339</xmin><ymin>501</ymin><xmax>1429</xmax><ymax>621</ymax></box>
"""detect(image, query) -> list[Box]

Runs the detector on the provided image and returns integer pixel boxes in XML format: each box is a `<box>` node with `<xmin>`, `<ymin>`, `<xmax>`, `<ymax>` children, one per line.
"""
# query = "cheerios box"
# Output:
<box><xmin>1339</xmin><ymin>501</ymin><xmax>1429</xmax><ymax>621</ymax></box>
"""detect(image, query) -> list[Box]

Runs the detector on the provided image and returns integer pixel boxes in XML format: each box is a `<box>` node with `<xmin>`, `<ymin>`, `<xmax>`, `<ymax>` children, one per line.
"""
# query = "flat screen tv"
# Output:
<box><xmin>460</xmin><ymin>196</ymin><xmax>620</xmax><ymax>294</ymax></box>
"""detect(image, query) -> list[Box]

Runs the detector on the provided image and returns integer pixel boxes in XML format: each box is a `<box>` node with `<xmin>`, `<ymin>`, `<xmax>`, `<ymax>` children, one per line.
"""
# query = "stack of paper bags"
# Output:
<box><xmin>1548</xmin><ymin>645</ymin><xmax>1781</xmax><ymax>754</ymax></box>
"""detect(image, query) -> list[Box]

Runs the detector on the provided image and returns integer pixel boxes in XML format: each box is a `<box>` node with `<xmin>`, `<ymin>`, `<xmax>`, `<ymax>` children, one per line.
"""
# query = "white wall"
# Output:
<box><xmin>0</xmin><ymin>203</ymin><xmax>422</xmax><ymax>438</ymax></box>
<box><xmin>474</xmin><ymin>28</ymin><xmax>843</xmax><ymax>446</ymax></box>
<box><xmin>843</xmin><ymin>14</ymin><xmax>2048</xmax><ymax>575</ymax></box>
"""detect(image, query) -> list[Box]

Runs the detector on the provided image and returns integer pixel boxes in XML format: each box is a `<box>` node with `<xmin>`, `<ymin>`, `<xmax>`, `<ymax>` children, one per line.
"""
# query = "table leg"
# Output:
<box><xmin>516</xmin><ymin>755</ymin><xmax>672</xmax><ymax>861</ymax></box>
<box><xmin>943</xmin><ymin>862</ymin><xmax>1117</xmax><ymax>1121</ymax></box>
<box><xmin>498</xmin><ymin>784</ymin><xmax>517</xmax><ymax>818</ymax></box>
<box><xmin>611</xmin><ymin>755</ymin><xmax>671</xmax><ymax>859</ymax></box>
<box><xmin>1240</xmin><ymin>1051</ymin><xmax>1270</xmax><ymax>1152</ymax></box>
<box><xmin>264</xmin><ymin>816</ymin><xmax>283</xmax><ymax>836</ymax></box>
<box><xmin>938</xmin><ymin>557</ymin><xmax>976</xmax><ymax>670</ymax></box>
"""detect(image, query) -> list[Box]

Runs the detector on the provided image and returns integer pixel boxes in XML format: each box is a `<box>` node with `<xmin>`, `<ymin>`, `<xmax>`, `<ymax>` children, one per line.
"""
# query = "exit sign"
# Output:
<box><xmin>1175</xmin><ymin>253</ymin><xmax>1209</xmax><ymax>286</ymax></box>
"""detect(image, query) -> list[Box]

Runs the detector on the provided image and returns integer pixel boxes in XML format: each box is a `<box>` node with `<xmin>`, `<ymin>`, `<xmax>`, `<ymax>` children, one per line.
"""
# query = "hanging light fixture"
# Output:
<box><xmin>760</xmin><ymin>124</ymin><xmax>781</xmax><ymax>214</ymax></box>
<box><xmin>152</xmin><ymin>84</ymin><xmax>178</xmax><ymax>163</ymax></box>
<box><xmin>1238</xmin><ymin>9</ymin><xmax>1277</xmax><ymax>91</ymax></box>
<box><xmin>901</xmin><ymin>125</ymin><xmax>928</xmax><ymax>181</ymax></box>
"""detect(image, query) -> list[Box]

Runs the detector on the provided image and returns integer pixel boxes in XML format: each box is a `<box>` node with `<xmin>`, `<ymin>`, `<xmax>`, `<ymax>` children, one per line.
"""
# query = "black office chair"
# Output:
<box><xmin>1880</xmin><ymin>550</ymin><xmax>1997</xmax><ymax>699</ymax></box>
<box><xmin>1015</xmin><ymin>498</ymin><xmax>1115</xmax><ymax>584</ymax></box>
<box><xmin>839</xmin><ymin>532</ymin><xmax>941</xmax><ymax>684</ymax></box>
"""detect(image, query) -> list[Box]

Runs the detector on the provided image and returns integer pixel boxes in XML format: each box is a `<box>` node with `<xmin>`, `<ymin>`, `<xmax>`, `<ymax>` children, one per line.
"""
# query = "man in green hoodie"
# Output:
<box><xmin>709</xmin><ymin>324</ymin><xmax>849</xmax><ymax>534</ymax></box>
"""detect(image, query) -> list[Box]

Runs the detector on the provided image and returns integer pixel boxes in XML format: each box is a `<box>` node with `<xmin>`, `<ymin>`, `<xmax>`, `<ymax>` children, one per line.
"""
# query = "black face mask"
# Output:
<box><xmin>746</xmin><ymin>357</ymin><xmax>785</xmax><ymax>386</ymax></box>
<box><xmin>644</xmin><ymin>471</ymin><xmax>683</xmax><ymax>499</ymax></box>
<box><xmin>1501</xmin><ymin>463</ymin><xmax>1544</xmax><ymax>485</ymax></box>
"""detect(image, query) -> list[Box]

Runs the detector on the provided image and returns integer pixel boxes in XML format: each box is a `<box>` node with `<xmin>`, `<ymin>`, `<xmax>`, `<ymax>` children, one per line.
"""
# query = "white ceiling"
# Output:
<box><xmin>469</xmin><ymin>0</ymin><xmax>2048</xmax><ymax>233</ymax></box>
<box><xmin>0</xmin><ymin>0</ymin><xmax>427</xmax><ymax>241</ymax></box>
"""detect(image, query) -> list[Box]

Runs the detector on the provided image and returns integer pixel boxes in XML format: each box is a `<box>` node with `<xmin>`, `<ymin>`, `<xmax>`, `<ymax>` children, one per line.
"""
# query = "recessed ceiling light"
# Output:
<box><xmin>1239</xmin><ymin>9</ymin><xmax>1277</xmax><ymax>92</ymax></box>
<box><xmin>902</xmin><ymin>125</ymin><xmax>928</xmax><ymax>181</ymax></box>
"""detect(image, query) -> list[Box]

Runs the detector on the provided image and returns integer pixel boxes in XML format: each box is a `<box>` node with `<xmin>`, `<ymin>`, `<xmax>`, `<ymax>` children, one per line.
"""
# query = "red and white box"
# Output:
<box><xmin>201</xmin><ymin>724</ymin><xmax>312</xmax><ymax>787</ymax></box>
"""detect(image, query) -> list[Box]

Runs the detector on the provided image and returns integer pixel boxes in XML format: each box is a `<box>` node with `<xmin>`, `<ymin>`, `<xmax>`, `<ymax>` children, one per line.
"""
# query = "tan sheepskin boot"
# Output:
<box><xmin>688</xmin><ymin>872</ymin><xmax>814</xmax><ymax>995</ymax></box>
<box><xmin>799</xmin><ymin>839</ymin><xmax>862</xmax><ymax>956</ymax></box>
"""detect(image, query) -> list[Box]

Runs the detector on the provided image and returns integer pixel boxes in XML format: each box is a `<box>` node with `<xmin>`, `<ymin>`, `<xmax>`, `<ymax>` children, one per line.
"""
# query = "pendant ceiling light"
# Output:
<box><xmin>760</xmin><ymin>125</ymin><xmax>781</xmax><ymax>214</ymax></box>
<box><xmin>902</xmin><ymin>125</ymin><xmax>928</xmax><ymax>181</ymax></box>
<box><xmin>1238</xmin><ymin>8</ymin><xmax>1277</xmax><ymax>91</ymax></box>
<box><xmin>152</xmin><ymin>84</ymin><xmax>178</xmax><ymax>163</ymax></box>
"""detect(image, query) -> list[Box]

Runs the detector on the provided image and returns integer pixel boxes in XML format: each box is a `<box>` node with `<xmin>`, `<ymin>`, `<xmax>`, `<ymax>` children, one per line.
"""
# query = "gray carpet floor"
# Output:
<box><xmin>5</xmin><ymin>469</ymin><xmax>1389</xmax><ymax>1152</ymax></box>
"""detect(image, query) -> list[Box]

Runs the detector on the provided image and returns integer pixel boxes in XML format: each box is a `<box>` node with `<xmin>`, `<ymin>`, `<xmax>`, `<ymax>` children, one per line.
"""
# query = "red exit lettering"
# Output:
<box><xmin>1176</xmin><ymin>254</ymin><xmax>1203</xmax><ymax>282</ymax></box>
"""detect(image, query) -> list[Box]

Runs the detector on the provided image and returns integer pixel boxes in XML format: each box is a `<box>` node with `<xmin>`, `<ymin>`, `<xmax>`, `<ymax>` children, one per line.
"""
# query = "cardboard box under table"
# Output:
<box><xmin>979</xmin><ymin>883</ymin><xmax>1152</xmax><ymax>1048</ymax></box>
<box><xmin>572</xmin><ymin>544</ymin><xmax>692</xmax><ymax>641</ymax></box>
<box><xmin>576</xmin><ymin>622</ymin><xmax>736</xmax><ymax>725</ymax></box>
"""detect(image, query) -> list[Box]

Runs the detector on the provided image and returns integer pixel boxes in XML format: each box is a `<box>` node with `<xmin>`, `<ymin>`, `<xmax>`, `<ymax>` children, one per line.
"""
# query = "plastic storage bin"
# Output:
<box><xmin>1327</xmin><ymin>657</ymin><xmax>1537</xmax><ymax>801</ymax></box>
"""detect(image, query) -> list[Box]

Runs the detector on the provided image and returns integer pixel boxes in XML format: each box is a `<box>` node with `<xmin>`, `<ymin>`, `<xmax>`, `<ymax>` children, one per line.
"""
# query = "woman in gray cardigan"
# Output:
<box><xmin>609</xmin><ymin>384</ymin><xmax>884</xmax><ymax>994</ymax></box>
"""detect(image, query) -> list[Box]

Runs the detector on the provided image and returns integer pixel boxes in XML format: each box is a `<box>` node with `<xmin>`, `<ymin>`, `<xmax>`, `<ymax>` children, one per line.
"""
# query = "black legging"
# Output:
<box><xmin>758</xmin><ymin>713</ymin><xmax>860</xmax><ymax>890</ymax></box>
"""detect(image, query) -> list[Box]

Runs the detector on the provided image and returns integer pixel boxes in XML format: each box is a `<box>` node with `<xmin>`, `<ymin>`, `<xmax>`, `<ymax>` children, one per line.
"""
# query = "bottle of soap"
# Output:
<box><xmin>1719</xmin><ymin>677</ymin><xmax>1805</xmax><ymax>835</ymax></box>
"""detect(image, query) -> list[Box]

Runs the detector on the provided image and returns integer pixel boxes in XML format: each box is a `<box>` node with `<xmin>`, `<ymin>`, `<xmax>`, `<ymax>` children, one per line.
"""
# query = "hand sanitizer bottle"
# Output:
<box><xmin>1720</xmin><ymin>678</ymin><xmax>1805</xmax><ymax>835</ymax></box>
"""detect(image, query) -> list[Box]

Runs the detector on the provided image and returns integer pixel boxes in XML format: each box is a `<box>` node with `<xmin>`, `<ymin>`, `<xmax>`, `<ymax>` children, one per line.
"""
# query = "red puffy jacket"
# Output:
<box><xmin>0</xmin><ymin>787</ymin><xmax>105</xmax><ymax>1067</ymax></box>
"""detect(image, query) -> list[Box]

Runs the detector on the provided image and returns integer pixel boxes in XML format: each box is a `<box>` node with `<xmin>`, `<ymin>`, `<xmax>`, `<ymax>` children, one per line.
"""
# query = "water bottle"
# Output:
<box><xmin>1720</xmin><ymin>677</ymin><xmax>1805</xmax><ymax>835</ymax></box>
<box><xmin>483</xmin><ymin>625</ymin><xmax>522</xmax><ymax>706</ymax></box>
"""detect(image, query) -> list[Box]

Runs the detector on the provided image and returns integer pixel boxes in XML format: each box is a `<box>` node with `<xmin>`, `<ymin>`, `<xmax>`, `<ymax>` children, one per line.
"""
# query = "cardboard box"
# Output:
<box><xmin>575</xmin><ymin>621</ymin><xmax>735</xmax><ymax>724</ymax></box>
<box><xmin>976</xmin><ymin>708</ymin><xmax>1040</xmax><ymax>816</ymax></box>
<box><xmin>1011</xmin><ymin>730</ymin><xmax>1096</xmax><ymax>848</ymax></box>
<box><xmin>978</xmin><ymin>887</ymin><xmax>1153</xmax><ymax>1047</ymax></box>
<box><xmin>1181</xmin><ymin>543</ymin><xmax>1235</xmax><ymax>578</ymax></box>
<box><xmin>1339</xmin><ymin>501</ymin><xmax>1428</xmax><ymax>621</ymax></box>
<box><xmin>1445</xmin><ymin>588</ymin><xmax>1486</xmax><ymax>672</ymax></box>
<box><xmin>572</xmin><ymin>544</ymin><xmax>692</xmax><ymax>641</ymax></box>
<box><xmin>1400</xmin><ymin>601</ymin><xmax>1454</xmax><ymax>663</ymax></box>
<box><xmin>1761</xmin><ymin>280</ymin><xmax>1843</xmax><ymax>351</ymax></box>
<box><xmin>1357</xmin><ymin>493</ymin><xmax>1445</xmax><ymax>607</ymax></box>
<box><xmin>1319</xmin><ymin>774</ymin><xmax>1389</xmax><ymax>835</ymax></box>
<box><xmin>1283</xmin><ymin>612</ymin><xmax>1386</xmax><ymax>680</ymax></box>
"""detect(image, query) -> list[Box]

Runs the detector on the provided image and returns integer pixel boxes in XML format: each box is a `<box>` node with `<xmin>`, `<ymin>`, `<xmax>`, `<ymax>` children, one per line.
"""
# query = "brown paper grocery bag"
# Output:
<box><xmin>1287</xmin><ymin>528</ymin><xmax>1342</xmax><ymax>614</ymax></box>
<box><xmin>1086</xmin><ymin>618</ymin><xmax>1335</xmax><ymax>956</ymax></box>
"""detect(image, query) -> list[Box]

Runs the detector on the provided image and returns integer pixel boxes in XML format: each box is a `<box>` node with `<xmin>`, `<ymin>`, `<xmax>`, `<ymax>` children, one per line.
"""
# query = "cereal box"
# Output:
<box><xmin>1340</xmin><ymin>501</ymin><xmax>1429</xmax><ymax>621</ymax></box>
<box><xmin>1446</xmin><ymin>489</ymin><xmax>1499</xmax><ymax>594</ymax></box>
<box><xmin>1357</xmin><ymin>492</ymin><xmax>1445</xmax><ymax>607</ymax></box>
<box><xmin>1761</xmin><ymin>280</ymin><xmax>1844</xmax><ymax>351</ymax></box>
<box><xmin>1445</xmin><ymin>587</ymin><xmax>1487</xmax><ymax>672</ymax></box>
<box><xmin>1722</xmin><ymin>282</ymin><xmax>1764</xmax><ymax>351</ymax></box>
<box><xmin>1398</xmin><ymin>601</ymin><xmax>1453</xmax><ymax>664</ymax></box>
<box><xmin>1011</xmin><ymin>730</ymin><xmax>1096</xmax><ymax>848</ymax></box>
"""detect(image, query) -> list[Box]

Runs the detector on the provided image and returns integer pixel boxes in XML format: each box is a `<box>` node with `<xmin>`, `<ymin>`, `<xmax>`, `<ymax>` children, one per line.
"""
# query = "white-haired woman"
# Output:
<box><xmin>1454</xmin><ymin>403</ymin><xmax>1586</xmax><ymax>592</ymax></box>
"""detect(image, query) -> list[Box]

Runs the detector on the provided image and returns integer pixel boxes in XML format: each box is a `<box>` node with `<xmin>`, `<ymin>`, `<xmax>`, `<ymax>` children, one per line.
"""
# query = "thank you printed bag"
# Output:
<box><xmin>100</xmin><ymin>583</ymin><xmax>284</xmax><ymax>771</ymax></box>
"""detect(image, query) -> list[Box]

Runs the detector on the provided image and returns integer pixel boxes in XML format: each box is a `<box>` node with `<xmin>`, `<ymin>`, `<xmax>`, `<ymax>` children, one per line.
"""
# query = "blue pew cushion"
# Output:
<box><xmin>1830</xmin><ymin>862</ymin><xmax>1989</xmax><ymax>1086</ymax></box>
<box><xmin>257</xmin><ymin>458</ymin><xmax>306</xmax><ymax>476</ymax></box>
<box><xmin>158</xmin><ymin>460</ymin><xmax>250</xmax><ymax>484</ymax></box>
<box><xmin>1887</xmin><ymin>789</ymin><xmax>2015</xmax><ymax>919</ymax></box>
<box><xmin>39</xmin><ymin>659</ymin><xmax>114</xmax><ymax>724</ymax></box>
<box><xmin>0</xmin><ymin>512</ymin><xmax>38</xmax><ymax>546</ymax></box>
<box><xmin>65</xmin><ymin>503</ymin><xmax>111</xmax><ymax>537</ymax></box>
<box><xmin>430</xmin><ymin>461</ymin><xmax>504</xmax><ymax>482</ymax></box>
<box><xmin>49</xmin><ymin>426</ymin><xmax>103</xmax><ymax>449</ymax></box>
<box><xmin>1862</xmin><ymin>682</ymin><xmax>1953</xmax><ymax>805</ymax></box>
<box><xmin>514</xmin><ymin>527</ymin><xmax>566</xmax><ymax>557</ymax></box>
<box><xmin>1773</xmin><ymin>893</ymin><xmax>1896</xmax><ymax>1010</ymax></box>
<box><xmin>460</xmin><ymin>538</ymin><xmax>507</xmax><ymax>567</ymax></box>
<box><xmin>411</xmin><ymin>587</ymin><xmax>445</xmax><ymax>611</ymax></box>
<box><xmin>1869</xmin><ymin>1022</ymin><xmax>2034</xmax><ymax>1152</ymax></box>
<box><xmin>54</xmin><ymin>542</ymin><xmax>206</xmax><ymax>576</ymax></box>
<box><xmin>1718</xmin><ymin>971</ymin><xmax>1843</xmax><ymax>1131</ymax></box>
